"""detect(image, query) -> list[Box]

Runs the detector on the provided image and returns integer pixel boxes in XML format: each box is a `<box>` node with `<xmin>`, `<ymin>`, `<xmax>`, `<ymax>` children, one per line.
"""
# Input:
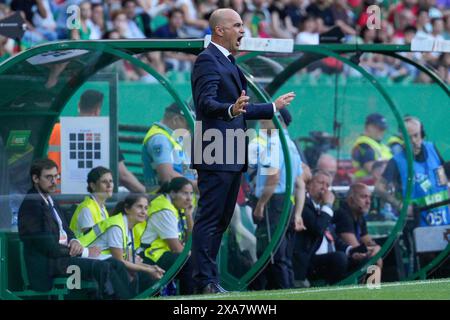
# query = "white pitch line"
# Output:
<box><xmin>169</xmin><ymin>278</ymin><xmax>450</xmax><ymax>300</ymax></box>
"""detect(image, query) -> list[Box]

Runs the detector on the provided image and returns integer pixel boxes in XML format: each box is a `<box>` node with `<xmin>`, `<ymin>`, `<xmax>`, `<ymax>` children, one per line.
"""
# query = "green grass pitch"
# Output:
<box><xmin>159</xmin><ymin>278</ymin><xmax>450</xmax><ymax>300</ymax></box>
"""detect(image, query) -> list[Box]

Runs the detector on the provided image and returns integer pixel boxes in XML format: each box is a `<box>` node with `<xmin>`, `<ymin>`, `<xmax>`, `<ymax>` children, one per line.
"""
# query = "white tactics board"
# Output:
<box><xmin>60</xmin><ymin>117</ymin><xmax>110</xmax><ymax>194</ymax></box>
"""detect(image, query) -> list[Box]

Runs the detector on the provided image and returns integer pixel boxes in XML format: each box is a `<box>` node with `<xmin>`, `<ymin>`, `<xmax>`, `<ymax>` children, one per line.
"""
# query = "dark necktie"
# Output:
<box><xmin>324</xmin><ymin>229</ymin><xmax>335</xmax><ymax>253</ymax></box>
<box><xmin>228</xmin><ymin>54</ymin><xmax>247</xmax><ymax>90</ymax></box>
<box><xmin>228</xmin><ymin>54</ymin><xmax>236</xmax><ymax>65</ymax></box>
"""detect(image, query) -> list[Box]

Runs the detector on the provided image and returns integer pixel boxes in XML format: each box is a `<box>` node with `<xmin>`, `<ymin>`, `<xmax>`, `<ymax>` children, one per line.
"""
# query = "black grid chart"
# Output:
<box><xmin>69</xmin><ymin>132</ymin><xmax>102</xmax><ymax>169</ymax></box>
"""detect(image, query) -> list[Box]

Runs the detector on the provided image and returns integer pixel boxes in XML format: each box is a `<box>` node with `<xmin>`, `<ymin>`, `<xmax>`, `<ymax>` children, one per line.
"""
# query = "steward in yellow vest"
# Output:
<box><xmin>352</xmin><ymin>135</ymin><xmax>392</xmax><ymax>179</ymax></box>
<box><xmin>70</xmin><ymin>167</ymin><xmax>113</xmax><ymax>237</ymax></box>
<box><xmin>139</xmin><ymin>177</ymin><xmax>195</xmax><ymax>295</ymax></box>
<box><xmin>351</xmin><ymin>114</ymin><xmax>392</xmax><ymax>182</ymax></box>
<box><xmin>142</xmin><ymin>104</ymin><xmax>197</xmax><ymax>191</ymax></box>
<box><xmin>78</xmin><ymin>193</ymin><xmax>165</xmax><ymax>295</ymax></box>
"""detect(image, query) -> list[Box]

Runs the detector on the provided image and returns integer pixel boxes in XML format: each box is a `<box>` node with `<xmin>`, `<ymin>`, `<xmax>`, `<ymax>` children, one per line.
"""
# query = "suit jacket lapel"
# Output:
<box><xmin>208</xmin><ymin>44</ymin><xmax>243</xmax><ymax>92</ymax></box>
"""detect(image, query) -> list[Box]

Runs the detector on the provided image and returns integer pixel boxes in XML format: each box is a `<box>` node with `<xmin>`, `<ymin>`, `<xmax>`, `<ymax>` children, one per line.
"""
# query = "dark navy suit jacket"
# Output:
<box><xmin>191</xmin><ymin>43</ymin><xmax>274</xmax><ymax>172</ymax></box>
<box><xmin>294</xmin><ymin>194</ymin><xmax>350</xmax><ymax>279</ymax></box>
<box><xmin>18</xmin><ymin>187</ymin><xmax>75</xmax><ymax>291</ymax></box>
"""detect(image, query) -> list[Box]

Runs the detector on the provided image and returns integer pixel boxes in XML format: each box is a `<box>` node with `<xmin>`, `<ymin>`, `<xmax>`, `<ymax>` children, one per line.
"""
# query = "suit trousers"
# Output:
<box><xmin>310</xmin><ymin>252</ymin><xmax>348</xmax><ymax>284</ymax></box>
<box><xmin>192</xmin><ymin>170</ymin><xmax>242</xmax><ymax>289</ymax></box>
<box><xmin>66</xmin><ymin>257</ymin><xmax>134</xmax><ymax>299</ymax></box>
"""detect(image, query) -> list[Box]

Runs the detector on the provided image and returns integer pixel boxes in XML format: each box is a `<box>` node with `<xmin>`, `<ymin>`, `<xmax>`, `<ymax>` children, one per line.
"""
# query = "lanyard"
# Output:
<box><xmin>91</xmin><ymin>194</ymin><xmax>107</xmax><ymax>219</ymax></box>
<box><xmin>128</xmin><ymin>229</ymin><xmax>136</xmax><ymax>264</ymax></box>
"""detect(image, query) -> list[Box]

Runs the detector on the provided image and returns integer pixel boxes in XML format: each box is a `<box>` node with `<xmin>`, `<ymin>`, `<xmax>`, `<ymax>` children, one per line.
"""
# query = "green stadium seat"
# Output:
<box><xmin>11</xmin><ymin>240</ymin><xmax>97</xmax><ymax>300</ymax></box>
<box><xmin>12</xmin><ymin>241</ymin><xmax>69</xmax><ymax>300</ymax></box>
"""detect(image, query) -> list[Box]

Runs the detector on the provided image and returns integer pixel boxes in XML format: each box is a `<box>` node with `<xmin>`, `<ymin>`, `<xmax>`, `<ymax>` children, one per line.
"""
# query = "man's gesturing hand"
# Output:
<box><xmin>274</xmin><ymin>92</ymin><xmax>296</xmax><ymax>110</ymax></box>
<box><xmin>231</xmin><ymin>90</ymin><xmax>249</xmax><ymax>117</ymax></box>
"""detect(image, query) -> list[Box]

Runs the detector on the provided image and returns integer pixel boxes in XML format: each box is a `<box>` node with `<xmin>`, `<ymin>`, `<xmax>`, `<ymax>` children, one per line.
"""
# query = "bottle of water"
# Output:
<box><xmin>161</xmin><ymin>280</ymin><xmax>177</xmax><ymax>296</ymax></box>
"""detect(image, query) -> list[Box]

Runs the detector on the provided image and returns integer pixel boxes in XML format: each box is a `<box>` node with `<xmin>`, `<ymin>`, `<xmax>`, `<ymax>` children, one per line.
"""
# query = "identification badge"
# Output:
<box><xmin>419</xmin><ymin>178</ymin><xmax>432</xmax><ymax>193</ymax></box>
<box><xmin>435</xmin><ymin>166</ymin><xmax>448</xmax><ymax>187</ymax></box>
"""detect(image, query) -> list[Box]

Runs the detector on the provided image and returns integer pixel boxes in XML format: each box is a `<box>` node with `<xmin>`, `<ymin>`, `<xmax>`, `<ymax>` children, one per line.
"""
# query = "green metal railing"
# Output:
<box><xmin>0</xmin><ymin>40</ymin><xmax>448</xmax><ymax>299</ymax></box>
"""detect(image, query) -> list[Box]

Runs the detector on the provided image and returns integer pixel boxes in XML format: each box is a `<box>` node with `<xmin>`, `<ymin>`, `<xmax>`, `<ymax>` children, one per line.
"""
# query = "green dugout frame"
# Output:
<box><xmin>0</xmin><ymin>40</ymin><xmax>448</xmax><ymax>299</ymax></box>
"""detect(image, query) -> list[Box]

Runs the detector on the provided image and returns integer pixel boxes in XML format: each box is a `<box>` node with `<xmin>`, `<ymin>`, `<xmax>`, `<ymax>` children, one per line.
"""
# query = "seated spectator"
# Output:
<box><xmin>154</xmin><ymin>9</ymin><xmax>198</xmax><ymax>71</ymax></box>
<box><xmin>228</xmin><ymin>0</ymin><xmax>250</xmax><ymax>17</ymax></box>
<box><xmin>330</xmin><ymin>0</ymin><xmax>356</xmax><ymax>36</ymax></box>
<box><xmin>316</xmin><ymin>153</ymin><xmax>337</xmax><ymax>183</ymax></box>
<box><xmin>388</xmin><ymin>0</ymin><xmax>419</xmax><ymax>31</ymax></box>
<box><xmin>426</xmin><ymin>17</ymin><xmax>446</xmax><ymax>62</ymax></box>
<box><xmin>306</xmin><ymin>0</ymin><xmax>335</xmax><ymax>33</ymax></box>
<box><xmin>295</xmin><ymin>15</ymin><xmax>319</xmax><ymax>44</ymax></box>
<box><xmin>139</xmin><ymin>177</ymin><xmax>195</xmax><ymax>294</ymax></box>
<box><xmin>360</xmin><ymin>25</ymin><xmax>378</xmax><ymax>44</ymax></box>
<box><xmin>154</xmin><ymin>8</ymin><xmax>184</xmax><ymax>38</ymax></box>
<box><xmin>392</xmin><ymin>8</ymin><xmax>416</xmax><ymax>42</ymax></box>
<box><xmin>70</xmin><ymin>166</ymin><xmax>113</xmax><ymax>237</ymax></box>
<box><xmin>91</xmin><ymin>3</ymin><xmax>107</xmax><ymax>39</ymax></box>
<box><xmin>18</xmin><ymin>158</ymin><xmax>134</xmax><ymax>299</ymax></box>
<box><xmin>31</xmin><ymin>0</ymin><xmax>58</xmax><ymax>41</ymax></box>
<box><xmin>285</xmin><ymin>0</ymin><xmax>307</xmax><ymax>33</ymax></box>
<box><xmin>228</xmin><ymin>0</ymin><xmax>253</xmax><ymax>35</ymax></box>
<box><xmin>269</xmin><ymin>0</ymin><xmax>297</xmax><ymax>39</ymax></box>
<box><xmin>78</xmin><ymin>193</ymin><xmax>165</xmax><ymax>295</ymax></box>
<box><xmin>334</xmin><ymin>183</ymin><xmax>383</xmax><ymax>268</ymax></box>
<box><xmin>111</xmin><ymin>9</ymin><xmax>141</xmax><ymax>39</ymax></box>
<box><xmin>175</xmin><ymin>0</ymin><xmax>209</xmax><ymax>37</ymax></box>
<box><xmin>248</xmin><ymin>0</ymin><xmax>272</xmax><ymax>37</ymax></box>
<box><xmin>416</xmin><ymin>8</ymin><xmax>433</xmax><ymax>38</ymax></box>
<box><xmin>123</xmin><ymin>0</ymin><xmax>152</xmax><ymax>38</ymax></box>
<box><xmin>293</xmin><ymin>170</ymin><xmax>365</xmax><ymax>286</ymax></box>
<box><xmin>70</xmin><ymin>1</ymin><xmax>101</xmax><ymax>40</ymax></box>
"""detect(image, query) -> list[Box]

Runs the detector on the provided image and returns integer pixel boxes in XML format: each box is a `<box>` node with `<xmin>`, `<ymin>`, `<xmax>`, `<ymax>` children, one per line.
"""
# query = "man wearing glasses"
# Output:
<box><xmin>18</xmin><ymin>158</ymin><xmax>134</xmax><ymax>299</ymax></box>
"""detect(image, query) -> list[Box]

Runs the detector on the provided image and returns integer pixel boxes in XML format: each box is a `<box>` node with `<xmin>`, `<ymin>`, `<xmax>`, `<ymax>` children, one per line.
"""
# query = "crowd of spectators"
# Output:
<box><xmin>0</xmin><ymin>0</ymin><xmax>448</xmax><ymax>82</ymax></box>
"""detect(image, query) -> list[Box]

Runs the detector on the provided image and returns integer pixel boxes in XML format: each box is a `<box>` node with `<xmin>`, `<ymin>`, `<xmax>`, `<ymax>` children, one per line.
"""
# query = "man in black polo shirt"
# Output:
<box><xmin>335</xmin><ymin>183</ymin><xmax>383</xmax><ymax>269</ymax></box>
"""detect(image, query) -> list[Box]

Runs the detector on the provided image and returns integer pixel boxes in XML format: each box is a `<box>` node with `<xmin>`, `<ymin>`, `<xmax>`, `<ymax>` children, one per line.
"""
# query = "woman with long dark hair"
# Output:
<box><xmin>140</xmin><ymin>177</ymin><xmax>195</xmax><ymax>294</ymax></box>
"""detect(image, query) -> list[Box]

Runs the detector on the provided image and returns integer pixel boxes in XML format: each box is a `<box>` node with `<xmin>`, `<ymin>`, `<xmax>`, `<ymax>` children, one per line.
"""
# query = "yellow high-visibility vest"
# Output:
<box><xmin>70</xmin><ymin>196</ymin><xmax>109</xmax><ymax>238</ymax></box>
<box><xmin>352</xmin><ymin>135</ymin><xmax>392</xmax><ymax>178</ymax></box>
<box><xmin>143</xmin><ymin>123</ymin><xmax>182</xmax><ymax>150</ymax></box>
<box><xmin>141</xmin><ymin>194</ymin><xmax>186</xmax><ymax>263</ymax></box>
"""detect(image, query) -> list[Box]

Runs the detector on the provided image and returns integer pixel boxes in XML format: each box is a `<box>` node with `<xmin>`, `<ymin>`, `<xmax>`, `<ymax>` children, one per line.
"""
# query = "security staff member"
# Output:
<box><xmin>142</xmin><ymin>103</ymin><xmax>197</xmax><ymax>191</ymax></box>
<box><xmin>70</xmin><ymin>166</ymin><xmax>113</xmax><ymax>237</ymax></box>
<box><xmin>251</xmin><ymin>109</ymin><xmax>304</xmax><ymax>289</ymax></box>
<box><xmin>376</xmin><ymin>116</ymin><xmax>450</xmax><ymax>226</ymax></box>
<box><xmin>78</xmin><ymin>193</ymin><xmax>165</xmax><ymax>294</ymax></box>
<box><xmin>139</xmin><ymin>177</ymin><xmax>195</xmax><ymax>294</ymax></box>
<box><xmin>352</xmin><ymin>113</ymin><xmax>392</xmax><ymax>183</ymax></box>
